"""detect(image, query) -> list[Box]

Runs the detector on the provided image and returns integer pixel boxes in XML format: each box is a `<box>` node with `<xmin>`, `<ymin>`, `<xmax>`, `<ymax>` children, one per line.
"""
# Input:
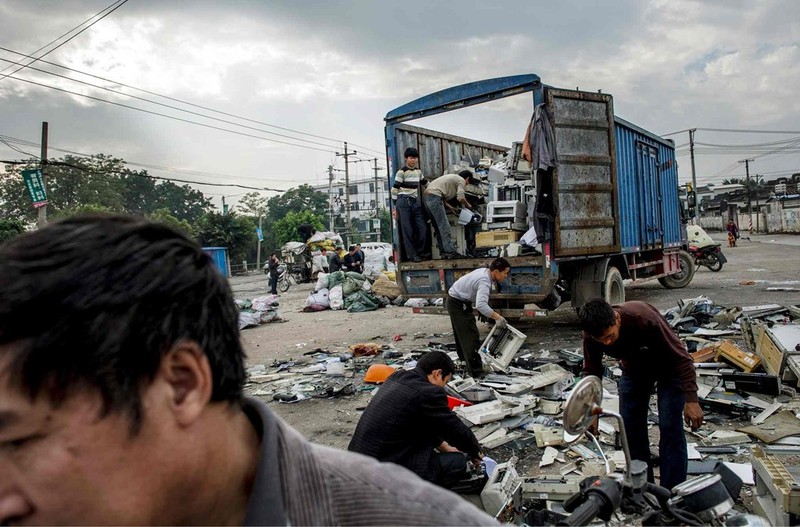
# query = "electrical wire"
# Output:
<box><xmin>0</xmin><ymin>45</ymin><xmax>353</xmax><ymax>148</ymax></box>
<box><xmin>0</xmin><ymin>0</ymin><xmax>128</xmax><ymax>82</ymax></box>
<box><xmin>0</xmin><ymin>56</ymin><xmax>343</xmax><ymax>150</ymax></box>
<box><xmin>3</xmin><ymin>74</ymin><xmax>339</xmax><ymax>154</ymax></box>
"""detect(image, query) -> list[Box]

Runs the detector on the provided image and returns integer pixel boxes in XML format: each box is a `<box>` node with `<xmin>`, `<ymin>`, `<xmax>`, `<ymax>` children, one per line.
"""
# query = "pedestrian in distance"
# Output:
<box><xmin>424</xmin><ymin>170</ymin><xmax>474</xmax><ymax>259</ymax></box>
<box><xmin>329</xmin><ymin>245</ymin><xmax>344</xmax><ymax>273</ymax></box>
<box><xmin>578</xmin><ymin>298</ymin><xmax>703</xmax><ymax>490</ymax></box>
<box><xmin>343</xmin><ymin>245</ymin><xmax>363</xmax><ymax>274</ymax></box>
<box><xmin>268</xmin><ymin>252</ymin><xmax>280</xmax><ymax>295</ymax></box>
<box><xmin>348</xmin><ymin>351</ymin><xmax>484</xmax><ymax>491</ymax></box>
<box><xmin>726</xmin><ymin>219</ymin><xmax>739</xmax><ymax>247</ymax></box>
<box><xmin>446</xmin><ymin>257</ymin><xmax>511</xmax><ymax>377</ymax></box>
<box><xmin>392</xmin><ymin>147</ymin><xmax>429</xmax><ymax>262</ymax></box>
<box><xmin>0</xmin><ymin>214</ymin><xmax>497</xmax><ymax>526</ymax></box>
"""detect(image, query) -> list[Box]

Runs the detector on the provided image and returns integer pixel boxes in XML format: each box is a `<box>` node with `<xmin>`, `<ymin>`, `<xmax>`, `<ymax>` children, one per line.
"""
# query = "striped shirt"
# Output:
<box><xmin>392</xmin><ymin>166</ymin><xmax>426</xmax><ymax>199</ymax></box>
<box><xmin>448</xmin><ymin>267</ymin><xmax>494</xmax><ymax>317</ymax></box>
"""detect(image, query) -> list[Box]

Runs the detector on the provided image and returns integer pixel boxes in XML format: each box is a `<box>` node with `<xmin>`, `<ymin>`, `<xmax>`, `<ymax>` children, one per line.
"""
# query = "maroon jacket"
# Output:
<box><xmin>582</xmin><ymin>301</ymin><xmax>698</xmax><ymax>402</ymax></box>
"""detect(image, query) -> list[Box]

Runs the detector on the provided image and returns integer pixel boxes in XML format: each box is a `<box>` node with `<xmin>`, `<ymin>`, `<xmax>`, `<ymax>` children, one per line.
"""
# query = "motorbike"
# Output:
<box><xmin>686</xmin><ymin>224</ymin><xmax>727</xmax><ymax>272</ymax></box>
<box><xmin>688</xmin><ymin>243</ymin><xmax>727</xmax><ymax>272</ymax></box>
<box><xmin>263</xmin><ymin>263</ymin><xmax>292</xmax><ymax>293</ymax></box>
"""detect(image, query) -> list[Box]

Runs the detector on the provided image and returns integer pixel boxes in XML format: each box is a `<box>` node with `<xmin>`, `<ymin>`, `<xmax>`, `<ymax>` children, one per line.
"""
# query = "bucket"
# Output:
<box><xmin>458</xmin><ymin>209</ymin><xmax>476</xmax><ymax>225</ymax></box>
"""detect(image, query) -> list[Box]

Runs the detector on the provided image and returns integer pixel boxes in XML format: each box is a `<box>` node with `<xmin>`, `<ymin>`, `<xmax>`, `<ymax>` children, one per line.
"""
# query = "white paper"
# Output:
<box><xmin>483</xmin><ymin>456</ymin><xmax>498</xmax><ymax>477</ymax></box>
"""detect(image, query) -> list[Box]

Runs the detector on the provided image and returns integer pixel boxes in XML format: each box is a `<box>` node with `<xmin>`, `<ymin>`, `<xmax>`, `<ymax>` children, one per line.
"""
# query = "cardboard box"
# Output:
<box><xmin>476</xmin><ymin>229</ymin><xmax>522</xmax><ymax>248</ymax></box>
<box><xmin>715</xmin><ymin>340</ymin><xmax>761</xmax><ymax>373</ymax></box>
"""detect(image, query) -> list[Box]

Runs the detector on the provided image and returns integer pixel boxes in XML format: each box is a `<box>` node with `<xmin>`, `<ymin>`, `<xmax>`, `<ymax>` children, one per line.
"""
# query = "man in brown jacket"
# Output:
<box><xmin>579</xmin><ymin>299</ymin><xmax>703</xmax><ymax>490</ymax></box>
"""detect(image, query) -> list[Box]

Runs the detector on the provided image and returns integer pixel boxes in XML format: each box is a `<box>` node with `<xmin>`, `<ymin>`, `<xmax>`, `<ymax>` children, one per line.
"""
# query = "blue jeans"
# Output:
<box><xmin>396</xmin><ymin>195</ymin><xmax>427</xmax><ymax>260</ymax></box>
<box><xmin>619</xmin><ymin>374</ymin><xmax>687</xmax><ymax>490</ymax></box>
<box><xmin>424</xmin><ymin>195</ymin><xmax>455</xmax><ymax>255</ymax></box>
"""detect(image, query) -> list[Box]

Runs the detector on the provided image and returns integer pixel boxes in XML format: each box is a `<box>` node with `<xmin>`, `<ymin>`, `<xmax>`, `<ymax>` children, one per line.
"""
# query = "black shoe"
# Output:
<box><xmin>445</xmin><ymin>252</ymin><xmax>466</xmax><ymax>259</ymax></box>
<box><xmin>412</xmin><ymin>256</ymin><xmax>422</xmax><ymax>263</ymax></box>
<box><xmin>420</xmin><ymin>253</ymin><xmax>432</xmax><ymax>260</ymax></box>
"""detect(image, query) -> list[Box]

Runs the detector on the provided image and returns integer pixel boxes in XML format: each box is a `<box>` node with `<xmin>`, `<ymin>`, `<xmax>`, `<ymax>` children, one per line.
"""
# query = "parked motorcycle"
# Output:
<box><xmin>688</xmin><ymin>243</ymin><xmax>727</xmax><ymax>272</ymax></box>
<box><xmin>686</xmin><ymin>225</ymin><xmax>727</xmax><ymax>272</ymax></box>
<box><xmin>263</xmin><ymin>263</ymin><xmax>292</xmax><ymax>293</ymax></box>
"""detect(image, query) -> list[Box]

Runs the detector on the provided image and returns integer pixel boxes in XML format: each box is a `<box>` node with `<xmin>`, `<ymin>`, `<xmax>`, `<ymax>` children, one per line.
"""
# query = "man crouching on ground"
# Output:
<box><xmin>0</xmin><ymin>214</ymin><xmax>496</xmax><ymax>526</ymax></box>
<box><xmin>348</xmin><ymin>351</ymin><xmax>483</xmax><ymax>490</ymax></box>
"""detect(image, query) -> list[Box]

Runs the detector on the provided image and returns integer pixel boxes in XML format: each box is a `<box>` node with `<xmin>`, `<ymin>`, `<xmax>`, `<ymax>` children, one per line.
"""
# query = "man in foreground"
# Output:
<box><xmin>0</xmin><ymin>215</ymin><xmax>495</xmax><ymax>526</ymax></box>
<box><xmin>447</xmin><ymin>257</ymin><xmax>511</xmax><ymax>377</ymax></box>
<box><xmin>578</xmin><ymin>298</ymin><xmax>704</xmax><ymax>489</ymax></box>
<box><xmin>348</xmin><ymin>351</ymin><xmax>483</xmax><ymax>489</ymax></box>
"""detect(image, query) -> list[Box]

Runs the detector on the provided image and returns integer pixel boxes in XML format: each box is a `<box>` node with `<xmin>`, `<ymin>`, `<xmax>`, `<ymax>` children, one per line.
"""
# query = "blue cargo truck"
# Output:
<box><xmin>385</xmin><ymin>74</ymin><xmax>694</xmax><ymax>319</ymax></box>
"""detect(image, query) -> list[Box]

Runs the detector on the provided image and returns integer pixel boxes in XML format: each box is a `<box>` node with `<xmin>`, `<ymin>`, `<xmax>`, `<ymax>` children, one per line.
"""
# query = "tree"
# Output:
<box><xmin>272</xmin><ymin>210</ymin><xmax>324</xmax><ymax>246</ymax></box>
<box><xmin>0</xmin><ymin>154</ymin><xmax>212</xmax><ymax>224</ymax></box>
<box><xmin>237</xmin><ymin>192</ymin><xmax>269</xmax><ymax>217</ymax></box>
<box><xmin>0</xmin><ymin>218</ymin><xmax>25</xmax><ymax>244</ymax></box>
<box><xmin>379</xmin><ymin>209</ymin><xmax>392</xmax><ymax>243</ymax></box>
<box><xmin>265</xmin><ymin>184</ymin><xmax>327</xmax><ymax>225</ymax></box>
<box><xmin>147</xmin><ymin>208</ymin><xmax>196</xmax><ymax>237</ymax></box>
<box><xmin>196</xmin><ymin>212</ymin><xmax>256</xmax><ymax>262</ymax></box>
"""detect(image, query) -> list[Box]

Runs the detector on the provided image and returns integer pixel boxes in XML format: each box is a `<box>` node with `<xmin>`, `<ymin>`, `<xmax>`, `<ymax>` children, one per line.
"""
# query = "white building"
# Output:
<box><xmin>312</xmin><ymin>176</ymin><xmax>391</xmax><ymax>240</ymax></box>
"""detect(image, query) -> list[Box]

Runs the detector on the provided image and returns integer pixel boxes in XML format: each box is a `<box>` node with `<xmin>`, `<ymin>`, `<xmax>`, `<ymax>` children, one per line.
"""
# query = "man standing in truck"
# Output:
<box><xmin>424</xmin><ymin>170</ymin><xmax>474</xmax><ymax>259</ymax></box>
<box><xmin>446</xmin><ymin>257</ymin><xmax>511</xmax><ymax>377</ymax></box>
<box><xmin>392</xmin><ymin>147</ymin><xmax>429</xmax><ymax>262</ymax></box>
<box><xmin>578</xmin><ymin>299</ymin><xmax>704</xmax><ymax>490</ymax></box>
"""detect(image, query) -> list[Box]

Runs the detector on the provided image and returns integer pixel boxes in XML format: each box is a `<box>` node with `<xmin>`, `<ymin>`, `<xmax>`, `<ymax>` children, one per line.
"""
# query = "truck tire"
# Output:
<box><xmin>658</xmin><ymin>250</ymin><xmax>695</xmax><ymax>289</ymax></box>
<box><xmin>603</xmin><ymin>266</ymin><xmax>625</xmax><ymax>304</ymax></box>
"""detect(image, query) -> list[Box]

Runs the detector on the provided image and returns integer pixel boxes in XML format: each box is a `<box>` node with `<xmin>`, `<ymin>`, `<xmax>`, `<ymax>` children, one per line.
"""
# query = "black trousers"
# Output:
<box><xmin>446</xmin><ymin>296</ymin><xmax>483</xmax><ymax>376</ymax></box>
<box><xmin>435</xmin><ymin>452</ymin><xmax>468</xmax><ymax>487</ymax></box>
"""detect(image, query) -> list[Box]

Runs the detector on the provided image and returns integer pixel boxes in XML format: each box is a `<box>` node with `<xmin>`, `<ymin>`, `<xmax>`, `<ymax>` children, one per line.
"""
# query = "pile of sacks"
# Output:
<box><xmin>306</xmin><ymin>231</ymin><xmax>344</xmax><ymax>252</ymax></box>
<box><xmin>305</xmin><ymin>271</ymin><xmax>398</xmax><ymax>313</ymax></box>
<box><xmin>235</xmin><ymin>295</ymin><xmax>283</xmax><ymax>329</ymax></box>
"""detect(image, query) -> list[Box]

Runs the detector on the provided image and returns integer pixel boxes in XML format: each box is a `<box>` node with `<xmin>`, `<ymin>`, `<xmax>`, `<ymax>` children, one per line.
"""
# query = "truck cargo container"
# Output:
<box><xmin>385</xmin><ymin>74</ymin><xmax>694</xmax><ymax>319</ymax></box>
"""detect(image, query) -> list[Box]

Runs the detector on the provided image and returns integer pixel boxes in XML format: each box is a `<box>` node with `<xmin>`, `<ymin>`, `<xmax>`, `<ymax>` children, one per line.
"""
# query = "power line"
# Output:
<box><xmin>0</xmin><ymin>0</ymin><xmax>128</xmax><ymax>82</ymax></box>
<box><xmin>3</xmin><ymin>74</ymin><xmax>339</xmax><ymax>154</ymax></box>
<box><xmin>0</xmin><ymin>45</ymin><xmax>386</xmax><ymax>155</ymax></box>
<box><xmin>0</xmin><ymin>45</ymin><xmax>350</xmax><ymax>147</ymax></box>
<box><xmin>0</xmin><ymin>56</ymin><xmax>343</xmax><ymax>150</ymax></box>
<box><xmin>697</xmin><ymin>127</ymin><xmax>800</xmax><ymax>134</ymax></box>
<box><xmin>0</xmin><ymin>134</ymin><xmax>293</xmax><ymax>189</ymax></box>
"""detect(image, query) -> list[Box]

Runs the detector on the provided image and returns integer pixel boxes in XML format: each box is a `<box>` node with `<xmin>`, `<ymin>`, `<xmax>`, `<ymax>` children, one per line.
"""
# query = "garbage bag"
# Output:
<box><xmin>238</xmin><ymin>311</ymin><xmax>262</xmax><ymax>330</ymax></box>
<box><xmin>328</xmin><ymin>271</ymin><xmax>346</xmax><ymax>289</ymax></box>
<box><xmin>372</xmin><ymin>278</ymin><xmax>400</xmax><ymax>300</ymax></box>
<box><xmin>315</xmin><ymin>273</ymin><xmax>329</xmax><ymax>292</ymax></box>
<box><xmin>329</xmin><ymin>285</ymin><xmax>344</xmax><ymax>310</ymax></box>
<box><xmin>306</xmin><ymin>288</ymin><xmax>330</xmax><ymax>308</ymax></box>
<box><xmin>404</xmin><ymin>298</ymin><xmax>429</xmax><ymax>308</ymax></box>
<box><xmin>252</xmin><ymin>295</ymin><xmax>279</xmax><ymax>311</ymax></box>
<box><xmin>345</xmin><ymin>290</ymin><xmax>381</xmax><ymax>312</ymax></box>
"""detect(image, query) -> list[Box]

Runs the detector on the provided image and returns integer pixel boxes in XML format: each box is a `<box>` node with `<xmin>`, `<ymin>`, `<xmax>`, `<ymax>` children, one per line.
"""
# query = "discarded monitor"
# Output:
<box><xmin>480</xmin><ymin>323</ymin><xmax>526</xmax><ymax>371</ymax></box>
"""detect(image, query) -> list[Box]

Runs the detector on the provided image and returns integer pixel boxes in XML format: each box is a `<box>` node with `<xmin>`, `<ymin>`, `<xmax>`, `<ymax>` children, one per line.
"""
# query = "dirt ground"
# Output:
<box><xmin>232</xmin><ymin>231</ymin><xmax>800</xmax><ymax>453</ymax></box>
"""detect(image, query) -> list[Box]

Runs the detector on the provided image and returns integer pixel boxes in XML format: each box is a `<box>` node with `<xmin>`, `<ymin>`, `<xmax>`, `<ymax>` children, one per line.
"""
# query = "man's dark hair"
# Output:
<box><xmin>489</xmin><ymin>257</ymin><xmax>510</xmax><ymax>272</ymax></box>
<box><xmin>458</xmin><ymin>170</ymin><xmax>473</xmax><ymax>180</ymax></box>
<box><xmin>348</xmin><ymin>245</ymin><xmax>355</xmax><ymax>252</ymax></box>
<box><xmin>578</xmin><ymin>298</ymin><xmax>617</xmax><ymax>337</ymax></box>
<box><xmin>320</xmin><ymin>248</ymin><xmax>327</xmax><ymax>253</ymax></box>
<box><xmin>0</xmin><ymin>214</ymin><xmax>246</xmax><ymax>431</ymax></box>
<box><xmin>404</xmin><ymin>147</ymin><xmax>419</xmax><ymax>159</ymax></box>
<box><xmin>416</xmin><ymin>351</ymin><xmax>456</xmax><ymax>377</ymax></box>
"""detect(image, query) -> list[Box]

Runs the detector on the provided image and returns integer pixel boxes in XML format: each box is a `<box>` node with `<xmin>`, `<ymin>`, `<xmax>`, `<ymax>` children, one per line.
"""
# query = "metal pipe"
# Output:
<box><xmin>602</xmin><ymin>411</ymin><xmax>632</xmax><ymax>486</ymax></box>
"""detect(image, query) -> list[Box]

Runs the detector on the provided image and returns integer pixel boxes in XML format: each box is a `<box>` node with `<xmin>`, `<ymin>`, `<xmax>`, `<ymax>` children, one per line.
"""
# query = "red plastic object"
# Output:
<box><xmin>447</xmin><ymin>395</ymin><xmax>472</xmax><ymax>410</ymax></box>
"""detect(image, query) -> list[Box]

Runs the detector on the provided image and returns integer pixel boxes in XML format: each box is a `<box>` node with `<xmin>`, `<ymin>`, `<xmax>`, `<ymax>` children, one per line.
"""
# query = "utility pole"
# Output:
<box><xmin>739</xmin><ymin>158</ymin><xmax>754</xmax><ymax>233</ymax></box>
<box><xmin>688</xmin><ymin>128</ymin><xmax>697</xmax><ymax>221</ymax></box>
<box><xmin>372</xmin><ymin>157</ymin><xmax>381</xmax><ymax>242</ymax></box>
<box><xmin>335</xmin><ymin>142</ymin><xmax>356</xmax><ymax>245</ymax></box>
<box><xmin>327</xmin><ymin>164</ymin><xmax>335</xmax><ymax>231</ymax></box>
<box><xmin>38</xmin><ymin>121</ymin><xmax>48</xmax><ymax>228</ymax></box>
<box><xmin>755</xmin><ymin>174</ymin><xmax>762</xmax><ymax>233</ymax></box>
<box><xmin>222</xmin><ymin>196</ymin><xmax>227</xmax><ymax>215</ymax></box>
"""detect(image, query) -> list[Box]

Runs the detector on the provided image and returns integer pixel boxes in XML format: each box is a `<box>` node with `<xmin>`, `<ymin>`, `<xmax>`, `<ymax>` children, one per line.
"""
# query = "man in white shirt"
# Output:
<box><xmin>446</xmin><ymin>257</ymin><xmax>511</xmax><ymax>377</ymax></box>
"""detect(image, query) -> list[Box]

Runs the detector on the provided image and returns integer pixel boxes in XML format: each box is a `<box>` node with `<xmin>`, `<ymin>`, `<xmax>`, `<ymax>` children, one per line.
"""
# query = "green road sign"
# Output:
<box><xmin>22</xmin><ymin>169</ymin><xmax>47</xmax><ymax>207</ymax></box>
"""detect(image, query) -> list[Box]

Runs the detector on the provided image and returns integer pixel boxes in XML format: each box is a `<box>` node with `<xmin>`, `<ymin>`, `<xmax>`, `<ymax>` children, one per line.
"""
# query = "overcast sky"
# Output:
<box><xmin>1</xmin><ymin>0</ymin><xmax>798</xmax><ymax>210</ymax></box>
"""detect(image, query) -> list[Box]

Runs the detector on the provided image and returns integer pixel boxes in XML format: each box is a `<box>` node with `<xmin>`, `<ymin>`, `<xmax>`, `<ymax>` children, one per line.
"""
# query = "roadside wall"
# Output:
<box><xmin>699</xmin><ymin>205</ymin><xmax>800</xmax><ymax>233</ymax></box>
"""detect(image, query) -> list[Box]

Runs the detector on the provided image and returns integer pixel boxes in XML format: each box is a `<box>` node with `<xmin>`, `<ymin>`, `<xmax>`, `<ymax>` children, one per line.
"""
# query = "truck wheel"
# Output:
<box><xmin>658</xmin><ymin>250</ymin><xmax>695</xmax><ymax>289</ymax></box>
<box><xmin>603</xmin><ymin>266</ymin><xmax>625</xmax><ymax>304</ymax></box>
